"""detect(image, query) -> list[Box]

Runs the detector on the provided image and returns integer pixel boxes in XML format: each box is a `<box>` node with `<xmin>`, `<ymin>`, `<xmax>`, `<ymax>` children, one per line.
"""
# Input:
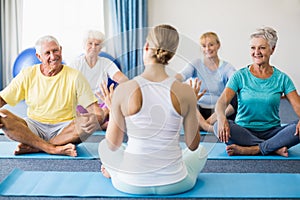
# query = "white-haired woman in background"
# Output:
<box><xmin>71</xmin><ymin>30</ymin><xmax>128</xmax><ymax>128</ymax></box>
<box><xmin>214</xmin><ymin>27</ymin><xmax>300</xmax><ymax>157</ymax></box>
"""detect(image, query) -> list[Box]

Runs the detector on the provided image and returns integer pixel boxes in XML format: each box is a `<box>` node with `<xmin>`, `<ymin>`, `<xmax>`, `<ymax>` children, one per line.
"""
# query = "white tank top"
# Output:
<box><xmin>118</xmin><ymin>76</ymin><xmax>187</xmax><ymax>186</ymax></box>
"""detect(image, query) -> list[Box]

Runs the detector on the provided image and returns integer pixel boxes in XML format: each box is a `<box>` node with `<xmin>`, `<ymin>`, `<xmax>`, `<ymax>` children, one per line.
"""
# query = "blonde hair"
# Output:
<box><xmin>200</xmin><ymin>32</ymin><xmax>220</xmax><ymax>45</ymax></box>
<box><xmin>146</xmin><ymin>24</ymin><xmax>179</xmax><ymax>65</ymax></box>
<box><xmin>250</xmin><ymin>27</ymin><xmax>278</xmax><ymax>49</ymax></box>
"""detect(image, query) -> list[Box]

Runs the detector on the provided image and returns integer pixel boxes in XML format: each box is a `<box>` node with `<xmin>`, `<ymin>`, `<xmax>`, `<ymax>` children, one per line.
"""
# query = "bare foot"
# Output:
<box><xmin>54</xmin><ymin>144</ymin><xmax>77</xmax><ymax>157</ymax></box>
<box><xmin>101</xmin><ymin>165</ymin><xmax>111</xmax><ymax>178</ymax></box>
<box><xmin>226</xmin><ymin>144</ymin><xmax>260</xmax><ymax>156</ymax></box>
<box><xmin>14</xmin><ymin>143</ymin><xmax>41</xmax><ymax>155</ymax></box>
<box><xmin>275</xmin><ymin>146</ymin><xmax>288</xmax><ymax>157</ymax></box>
<box><xmin>14</xmin><ymin>143</ymin><xmax>77</xmax><ymax>157</ymax></box>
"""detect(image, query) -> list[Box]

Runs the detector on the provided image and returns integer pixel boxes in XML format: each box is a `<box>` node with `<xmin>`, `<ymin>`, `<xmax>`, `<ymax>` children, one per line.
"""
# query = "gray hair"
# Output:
<box><xmin>35</xmin><ymin>35</ymin><xmax>60</xmax><ymax>55</ymax></box>
<box><xmin>83</xmin><ymin>30</ymin><xmax>105</xmax><ymax>47</ymax></box>
<box><xmin>250</xmin><ymin>27</ymin><xmax>278</xmax><ymax>49</ymax></box>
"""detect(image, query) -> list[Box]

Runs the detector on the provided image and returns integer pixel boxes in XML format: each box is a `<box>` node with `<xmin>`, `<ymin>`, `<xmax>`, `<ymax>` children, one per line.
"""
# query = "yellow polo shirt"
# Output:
<box><xmin>0</xmin><ymin>64</ymin><xmax>97</xmax><ymax>124</ymax></box>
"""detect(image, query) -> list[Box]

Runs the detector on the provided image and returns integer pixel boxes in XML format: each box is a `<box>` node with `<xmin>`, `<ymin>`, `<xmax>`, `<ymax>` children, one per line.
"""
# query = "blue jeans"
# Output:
<box><xmin>214</xmin><ymin>120</ymin><xmax>300</xmax><ymax>155</ymax></box>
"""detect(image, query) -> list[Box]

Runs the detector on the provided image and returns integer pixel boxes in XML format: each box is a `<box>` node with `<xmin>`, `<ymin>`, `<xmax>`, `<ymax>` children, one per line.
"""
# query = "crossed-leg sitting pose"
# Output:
<box><xmin>0</xmin><ymin>35</ymin><xmax>105</xmax><ymax>157</ymax></box>
<box><xmin>216</xmin><ymin>119</ymin><xmax>298</xmax><ymax>157</ymax></box>
<box><xmin>214</xmin><ymin>27</ymin><xmax>300</xmax><ymax>157</ymax></box>
<box><xmin>98</xmin><ymin>24</ymin><xmax>207</xmax><ymax>195</ymax></box>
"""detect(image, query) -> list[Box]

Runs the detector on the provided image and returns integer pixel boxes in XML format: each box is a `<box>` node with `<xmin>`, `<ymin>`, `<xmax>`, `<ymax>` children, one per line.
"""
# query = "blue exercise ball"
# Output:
<box><xmin>12</xmin><ymin>47</ymin><xmax>41</xmax><ymax>77</ymax></box>
<box><xmin>99</xmin><ymin>51</ymin><xmax>122</xmax><ymax>70</ymax></box>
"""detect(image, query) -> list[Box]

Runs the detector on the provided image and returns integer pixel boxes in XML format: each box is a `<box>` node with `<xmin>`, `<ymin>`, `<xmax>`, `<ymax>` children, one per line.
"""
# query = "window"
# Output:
<box><xmin>22</xmin><ymin>0</ymin><xmax>104</xmax><ymax>64</ymax></box>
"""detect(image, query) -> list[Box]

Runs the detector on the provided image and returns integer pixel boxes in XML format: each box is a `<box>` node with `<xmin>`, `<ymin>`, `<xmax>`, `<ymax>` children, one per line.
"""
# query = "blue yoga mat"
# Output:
<box><xmin>202</xmin><ymin>142</ymin><xmax>300</xmax><ymax>160</ymax></box>
<box><xmin>0</xmin><ymin>168</ymin><xmax>299</xmax><ymax>198</ymax></box>
<box><xmin>93</xmin><ymin>130</ymin><xmax>106</xmax><ymax>136</ymax></box>
<box><xmin>0</xmin><ymin>129</ymin><xmax>106</xmax><ymax>136</ymax></box>
<box><xmin>1</xmin><ymin>129</ymin><xmax>210</xmax><ymax>135</ymax></box>
<box><xmin>92</xmin><ymin>130</ymin><xmax>211</xmax><ymax>136</ymax></box>
<box><xmin>0</xmin><ymin>142</ymin><xmax>99</xmax><ymax>159</ymax></box>
<box><xmin>1</xmin><ymin>141</ymin><xmax>300</xmax><ymax>160</ymax></box>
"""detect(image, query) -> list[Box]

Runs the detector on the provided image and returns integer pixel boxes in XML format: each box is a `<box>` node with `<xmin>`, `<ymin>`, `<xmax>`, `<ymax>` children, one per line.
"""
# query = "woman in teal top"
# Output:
<box><xmin>214</xmin><ymin>27</ymin><xmax>300</xmax><ymax>157</ymax></box>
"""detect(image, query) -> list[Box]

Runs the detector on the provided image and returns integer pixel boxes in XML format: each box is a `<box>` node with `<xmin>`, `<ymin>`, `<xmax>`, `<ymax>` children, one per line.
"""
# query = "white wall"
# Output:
<box><xmin>148</xmin><ymin>0</ymin><xmax>300</xmax><ymax>90</ymax></box>
<box><xmin>22</xmin><ymin>0</ymin><xmax>104</xmax><ymax>64</ymax></box>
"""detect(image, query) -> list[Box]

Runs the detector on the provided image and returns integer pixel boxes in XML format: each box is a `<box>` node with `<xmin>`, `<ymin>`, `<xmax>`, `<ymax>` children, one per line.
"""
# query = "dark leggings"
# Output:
<box><xmin>198</xmin><ymin>95</ymin><xmax>237</xmax><ymax>120</ymax></box>
<box><xmin>214</xmin><ymin>120</ymin><xmax>300</xmax><ymax>155</ymax></box>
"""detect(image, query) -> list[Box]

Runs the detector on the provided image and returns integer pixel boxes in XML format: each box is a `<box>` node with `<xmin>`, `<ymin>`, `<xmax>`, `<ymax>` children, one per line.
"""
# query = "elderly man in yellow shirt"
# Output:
<box><xmin>0</xmin><ymin>35</ymin><xmax>105</xmax><ymax>157</ymax></box>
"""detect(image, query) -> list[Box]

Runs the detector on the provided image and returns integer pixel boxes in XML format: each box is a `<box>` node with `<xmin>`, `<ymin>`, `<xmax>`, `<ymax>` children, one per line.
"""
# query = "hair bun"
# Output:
<box><xmin>156</xmin><ymin>48</ymin><xmax>169</xmax><ymax>64</ymax></box>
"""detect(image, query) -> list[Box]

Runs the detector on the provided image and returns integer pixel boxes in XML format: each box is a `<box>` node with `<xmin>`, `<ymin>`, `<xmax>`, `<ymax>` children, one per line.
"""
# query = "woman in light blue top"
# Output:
<box><xmin>176</xmin><ymin>32</ymin><xmax>237</xmax><ymax>132</ymax></box>
<box><xmin>214</xmin><ymin>27</ymin><xmax>300</xmax><ymax>157</ymax></box>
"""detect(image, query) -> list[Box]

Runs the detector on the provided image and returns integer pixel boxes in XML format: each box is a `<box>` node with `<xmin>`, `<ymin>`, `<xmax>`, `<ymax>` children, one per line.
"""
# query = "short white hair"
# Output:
<box><xmin>35</xmin><ymin>35</ymin><xmax>60</xmax><ymax>55</ymax></box>
<box><xmin>83</xmin><ymin>30</ymin><xmax>105</xmax><ymax>47</ymax></box>
<box><xmin>250</xmin><ymin>27</ymin><xmax>278</xmax><ymax>49</ymax></box>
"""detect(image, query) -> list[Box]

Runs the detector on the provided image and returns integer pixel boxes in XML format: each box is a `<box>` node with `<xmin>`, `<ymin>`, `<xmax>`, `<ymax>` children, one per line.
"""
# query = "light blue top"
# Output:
<box><xmin>180</xmin><ymin>59</ymin><xmax>236</xmax><ymax>108</ymax></box>
<box><xmin>227</xmin><ymin>66</ymin><xmax>296</xmax><ymax>131</ymax></box>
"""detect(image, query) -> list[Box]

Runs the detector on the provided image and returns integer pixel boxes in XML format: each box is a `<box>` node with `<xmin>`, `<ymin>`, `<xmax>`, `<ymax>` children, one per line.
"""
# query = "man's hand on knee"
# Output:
<box><xmin>0</xmin><ymin>111</ymin><xmax>7</xmax><ymax>128</ymax></box>
<box><xmin>76</xmin><ymin>112</ymin><xmax>100</xmax><ymax>134</ymax></box>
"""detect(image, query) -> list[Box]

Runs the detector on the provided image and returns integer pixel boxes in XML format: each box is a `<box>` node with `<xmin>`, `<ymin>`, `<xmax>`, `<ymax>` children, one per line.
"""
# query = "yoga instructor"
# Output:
<box><xmin>99</xmin><ymin>24</ymin><xmax>207</xmax><ymax>195</ymax></box>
